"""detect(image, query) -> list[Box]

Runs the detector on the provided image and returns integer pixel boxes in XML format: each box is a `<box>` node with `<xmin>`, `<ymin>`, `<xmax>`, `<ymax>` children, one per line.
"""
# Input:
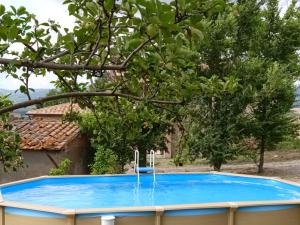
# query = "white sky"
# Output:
<box><xmin>0</xmin><ymin>0</ymin><xmax>293</xmax><ymax>90</ymax></box>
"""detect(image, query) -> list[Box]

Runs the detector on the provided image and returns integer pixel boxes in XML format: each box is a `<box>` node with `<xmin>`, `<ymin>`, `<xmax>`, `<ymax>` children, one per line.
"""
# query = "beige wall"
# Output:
<box><xmin>0</xmin><ymin>135</ymin><xmax>89</xmax><ymax>184</ymax></box>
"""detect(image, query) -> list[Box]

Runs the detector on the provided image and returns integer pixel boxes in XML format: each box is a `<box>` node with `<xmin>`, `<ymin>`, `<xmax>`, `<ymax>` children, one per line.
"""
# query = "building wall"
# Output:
<box><xmin>0</xmin><ymin>135</ymin><xmax>89</xmax><ymax>184</ymax></box>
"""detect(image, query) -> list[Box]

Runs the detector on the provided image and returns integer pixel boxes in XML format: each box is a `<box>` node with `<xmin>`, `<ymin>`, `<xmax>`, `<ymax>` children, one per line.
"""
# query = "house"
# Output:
<box><xmin>0</xmin><ymin>103</ymin><xmax>89</xmax><ymax>184</ymax></box>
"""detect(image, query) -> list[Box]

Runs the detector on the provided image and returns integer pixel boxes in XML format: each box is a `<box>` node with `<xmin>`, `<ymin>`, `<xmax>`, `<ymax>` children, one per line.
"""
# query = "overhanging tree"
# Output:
<box><xmin>0</xmin><ymin>0</ymin><xmax>215</xmax><ymax>169</ymax></box>
<box><xmin>0</xmin><ymin>0</ymin><xmax>219</xmax><ymax>113</ymax></box>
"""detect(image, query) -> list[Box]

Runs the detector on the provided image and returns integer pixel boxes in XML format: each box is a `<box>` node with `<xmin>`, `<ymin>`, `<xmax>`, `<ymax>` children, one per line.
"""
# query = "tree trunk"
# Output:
<box><xmin>213</xmin><ymin>161</ymin><xmax>222</xmax><ymax>171</ymax></box>
<box><xmin>258</xmin><ymin>137</ymin><xmax>265</xmax><ymax>174</ymax></box>
<box><xmin>139</xmin><ymin>149</ymin><xmax>147</xmax><ymax>167</ymax></box>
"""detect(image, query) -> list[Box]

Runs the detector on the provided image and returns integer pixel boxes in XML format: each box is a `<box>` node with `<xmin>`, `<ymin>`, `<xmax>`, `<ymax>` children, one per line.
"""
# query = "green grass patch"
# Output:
<box><xmin>276</xmin><ymin>136</ymin><xmax>300</xmax><ymax>150</ymax></box>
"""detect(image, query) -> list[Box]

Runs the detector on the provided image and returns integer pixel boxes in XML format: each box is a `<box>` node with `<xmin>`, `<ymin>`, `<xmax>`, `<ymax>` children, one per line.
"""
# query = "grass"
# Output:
<box><xmin>276</xmin><ymin>136</ymin><xmax>300</xmax><ymax>151</ymax></box>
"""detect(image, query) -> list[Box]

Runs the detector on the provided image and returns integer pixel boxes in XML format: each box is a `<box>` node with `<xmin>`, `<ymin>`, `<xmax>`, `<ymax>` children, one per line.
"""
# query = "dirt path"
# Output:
<box><xmin>155</xmin><ymin>159</ymin><xmax>300</xmax><ymax>183</ymax></box>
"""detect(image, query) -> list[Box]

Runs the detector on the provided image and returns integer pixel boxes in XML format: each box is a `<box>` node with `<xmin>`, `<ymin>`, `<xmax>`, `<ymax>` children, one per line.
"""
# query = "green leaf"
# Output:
<box><xmin>19</xmin><ymin>85</ymin><xmax>27</xmax><ymax>94</ymax></box>
<box><xmin>86</xmin><ymin>2</ymin><xmax>98</xmax><ymax>16</ymax></box>
<box><xmin>10</xmin><ymin>6</ymin><xmax>17</xmax><ymax>14</ymax></box>
<box><xmin>7</xmin><ymin>25</ymin><xmax>19</xmax><ymax>40</ymax></box>
<box><xmin>68</xmin><ymin>4</ymin><xmax>76</xmax><ymax>15</ymax></box>
<box><xmin>0</xmin><ymin>4</ymin><xmax>5</xmax><ymax>16</ymax></box>
<box><xmin>17</xmin><ymin>6</ymin><xmax>26</xmax><ymax>15</ymax></box>
<box><xmin>125</xmin><ymin>38</ymin><xmax>141</xmax><ymax>50</ymax></box>
<box><xmin>104</xmin><ymin>0</ymin><xmax>115</xmax><ymax>11</ymax></box>
<box><xmin>146</xmin><ymin>24</ymin><xmax>158</xmax><ymax>38</ymax></box>
<box><xmin>190</xmin><ymin>27</ymin><xmax>204</xmax><ymax>40</ymax></box>
<box><xmin>0</xmin><ymin>43</ymin><xmax>9</xmax><ymax>53</ymax></box>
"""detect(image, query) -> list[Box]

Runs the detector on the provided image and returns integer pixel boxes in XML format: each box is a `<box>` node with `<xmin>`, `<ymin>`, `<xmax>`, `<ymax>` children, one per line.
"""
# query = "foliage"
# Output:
<box><xmin>49</xmin><ymin>159</ymin><xmax>72</xmax><ymax>176</ymax></box>
<box><xmin>183</xmin><ymin>0</ymin><xmax>300</xmax><ymax>172</ymax></box>
<box><xmin>78</xmin><ymin>93</ymin><xmax>173</xmax><ymax>172</ymax></box>
<box><xmin>245</xmin><ymin>63</ymin><xmax>296</xmax><ymax>172</ymax></box>
<box><xmin>0</xmin><ymin>0</ymin><xmax>300</xmax><ymax>174</ymax></box>
<box><xmin>0</xmin><ymin>0</ymin><xmax>209</xmax><ymax>171</ymax></box>
<box><xmin>276</xmin><ymin>136</ymin><xmax>300</xmax><ymax>150</ymax></box>
<box><xmin>0</xmin><ymin>0</ymin><xmax>212</xmax><ymax>99</ymax></box>
<box><xmin>0</xmin><ymin>95</ymin><xmax>22</xmax><ymax>171</ymax></box>
<box><xmin>183</xmin><ymin>2</ymin><xmax>249</xmax><ymax>171</ymax></box>
<box><xmin>185</xmin><ymin>76</ymin><xmax>246</xmax><ymax>170</ymax></box>
<box><xmin>238</xmin><ymin>0</ymin><xmax>300</xmax><ymax>173</ymax></box>
<box><xmin>173</xmin><ymin>153</ymin><xmax>185</xmax><ymax>167</ymax></box>
<box><xmin>90</xmin><ymin>146</ymin><xmax>120</xmax><ymax>174</ymax></box>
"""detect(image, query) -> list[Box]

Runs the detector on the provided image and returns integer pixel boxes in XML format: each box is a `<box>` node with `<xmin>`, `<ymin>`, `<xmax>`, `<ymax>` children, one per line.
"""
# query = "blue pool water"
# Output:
<box><xmin>1</xmin><ymin>174</ymin><xmax>300</xmax><ymax>209</ymax></box>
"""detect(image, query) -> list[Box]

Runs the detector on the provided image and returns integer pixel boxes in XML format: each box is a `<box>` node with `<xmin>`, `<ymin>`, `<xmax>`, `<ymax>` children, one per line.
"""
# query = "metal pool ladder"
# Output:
<box><xmin>134</xmin><ymin>150</ymin><xmax>156</xmax><ymax>183</ymax></box>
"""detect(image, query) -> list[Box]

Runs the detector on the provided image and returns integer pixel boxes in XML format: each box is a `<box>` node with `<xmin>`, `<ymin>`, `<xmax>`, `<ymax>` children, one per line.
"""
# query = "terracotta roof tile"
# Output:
<box><xmin>27</xmin><ymin>103</ymin><xmax>83</xmax><ymax>116</ymax></box>
<box><xmin>13</xmin><ymin>120</ymin><xmax>81</xmax><ymax>151</ymax></box>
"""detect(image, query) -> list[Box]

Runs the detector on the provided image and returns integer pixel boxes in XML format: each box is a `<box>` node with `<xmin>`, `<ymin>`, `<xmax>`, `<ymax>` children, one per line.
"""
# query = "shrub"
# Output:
<box><xmin>90</xmin><ymin>146</ymin><xmax>121</xmax><ymax>175</ymax></box>
<box><xmin>49</xmin><ymin>159</ymin><xmax>72</xmax><ymax>176</ymax></box>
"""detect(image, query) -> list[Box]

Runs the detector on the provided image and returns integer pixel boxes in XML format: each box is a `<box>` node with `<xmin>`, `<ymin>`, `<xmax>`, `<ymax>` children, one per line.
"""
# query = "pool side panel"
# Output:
<box><xmin>235</xmin><ymin>205</ymin><xmax>300</xmax><ymax>225</ymax></box>
<box><xmin>1</xmin><ymin>203</ymin><xmax>300</xmax><ymax>225</ymax></box>
<box><xmin>4</xmin><ymin>213</ymin><xmax>67</xmax><ymax>225</ymax></box>
<box><xmin>164</xmin><ymin>208</ymin><xmax>228</xmax><ymax>216</ymax></box>
<box><xmin>162</xmin><ymin>212</ymin><xmax>228</xmax><ymax>225</ymax></box>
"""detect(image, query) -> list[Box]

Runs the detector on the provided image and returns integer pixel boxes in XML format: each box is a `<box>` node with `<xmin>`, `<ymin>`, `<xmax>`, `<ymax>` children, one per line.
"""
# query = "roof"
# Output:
<box><xmin>27</xmin><ymin>103</ymin><xmax>83</xmax><ymax>116</ymax></box>
<box><xmin>14</xmin><ymin>120</ymin><xmax>81</xmax><ymax>151</ymax></box>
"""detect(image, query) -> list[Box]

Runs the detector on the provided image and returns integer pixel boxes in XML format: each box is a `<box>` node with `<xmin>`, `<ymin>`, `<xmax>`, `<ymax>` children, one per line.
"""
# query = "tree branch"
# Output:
<box><xmin>0</xmin><ymin>58</ymin><xmax>124</xmax><ymax>71</ymax></box>
<box><xmin>0</xmin><ymin>37</ymin><xmax>153</xmax><ymax>73</ymax></box>
<box><xmin>100</xmin><ymin>9</ymin><xmax>114</xmax><ymax>68</ymax></box>
<box><xmin>0</xmin><ymin>91</ymin><xmax>183</xmax><ymax>114</ymax></box>
<box><xmin>22</xmin><ymin>43</ymin><xmax>37</xmax><ymax>53</ymax></box>
<box><xmin>121</xmin><ymin>37</ymin><xmax>154</xmax><ymax>67</ymax></box>
<box><xmin>42</xmin><ymin>50</ymin><xmax>70</xmax><ymax>63</ymax></box>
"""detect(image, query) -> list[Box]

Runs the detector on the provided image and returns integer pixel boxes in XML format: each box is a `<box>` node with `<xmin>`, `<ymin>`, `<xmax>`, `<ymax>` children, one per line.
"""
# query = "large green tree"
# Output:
<box><xmin>184</xmin><ymin>1</ymin><xmax>249</xmax><ymax>170</ymax></box>
<box><xmin>240</xmin><ymin>0</ymin><xmax>300</xmax><ymax>173</ymax></box>
<box><xmin>184</xmin><ymin>0</ymin><xmax>300</xmax><ymax>172</ymax></box>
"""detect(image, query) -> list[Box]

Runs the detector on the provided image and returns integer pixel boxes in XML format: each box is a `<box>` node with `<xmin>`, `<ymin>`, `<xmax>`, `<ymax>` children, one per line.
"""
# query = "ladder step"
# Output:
<box><xmin>135</xmin><ymin>167</ymin><xmax>154</xmax><ymax>174</ymax></box>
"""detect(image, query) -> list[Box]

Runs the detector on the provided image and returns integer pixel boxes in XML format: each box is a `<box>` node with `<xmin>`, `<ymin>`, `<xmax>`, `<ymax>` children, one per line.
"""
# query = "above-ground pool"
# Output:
<box><xmin>1</xmin><ymin>172</ymin><xmax>300</xmax><ymax>225</ymax></box>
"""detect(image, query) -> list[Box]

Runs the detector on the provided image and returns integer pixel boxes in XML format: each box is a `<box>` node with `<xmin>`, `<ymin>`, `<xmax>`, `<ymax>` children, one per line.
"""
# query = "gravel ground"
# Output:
<box><xmin>154</xmin><ymin>160</ymin><xmax>300</xmax><ymax>183</ymax></box>
<box><xmin>129</xmin><ymin>150</ymin><xmax>300</xmax><ymax>183</ymax></box>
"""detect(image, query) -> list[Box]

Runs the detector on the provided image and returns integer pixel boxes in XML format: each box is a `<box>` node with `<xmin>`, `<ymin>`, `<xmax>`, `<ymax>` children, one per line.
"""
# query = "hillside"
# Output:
<box><xmin>0</xmin><ymin>89</ymin><xmax>50</xmax><ymax>115</ymax></box>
